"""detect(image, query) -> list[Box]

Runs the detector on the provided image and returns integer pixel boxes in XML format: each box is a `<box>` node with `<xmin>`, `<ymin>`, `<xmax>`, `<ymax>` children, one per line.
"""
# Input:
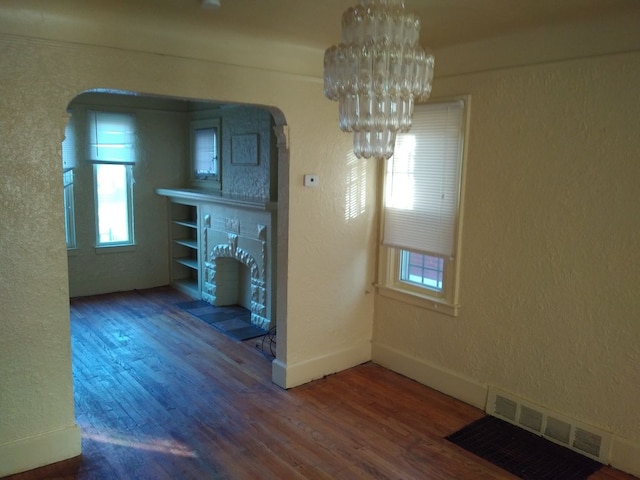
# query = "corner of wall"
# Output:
<box><xmin>0</xmin><ymin>425</ymin><xmax>81</xmax><ymax>477</ymax></box>
<box><xmin>271</xmin><ymin>341</ymin><xmax>372</xmax><ymax>389</ymax></box>
<box><xmin>371</xmin><ymin>343</ymin><xmax>488</xmax><ymax>409</ymax></box>
<box><xmin>372</xmin><ymin>343</ymin><xmax>640</xmax><ymax>478</ymax></box>
<box><xmin>610</xmin><ymin>436</ymin><xmax>640</xmax><ymax>478</ymax></box>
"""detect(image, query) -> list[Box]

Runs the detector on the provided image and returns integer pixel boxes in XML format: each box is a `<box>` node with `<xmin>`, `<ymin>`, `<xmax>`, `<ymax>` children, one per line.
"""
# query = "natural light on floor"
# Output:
<box><xmin>83</xmin><ymin>429</ymin><xmax>198</xmax><ymax>458</ymax></box>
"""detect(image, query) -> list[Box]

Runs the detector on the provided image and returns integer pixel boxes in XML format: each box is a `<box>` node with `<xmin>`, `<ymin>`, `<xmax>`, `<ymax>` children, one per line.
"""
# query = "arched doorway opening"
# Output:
<box><xmin>62</xmin><ymin>88</ymin><xmax>288</xmax><ymax>376</ymax></box>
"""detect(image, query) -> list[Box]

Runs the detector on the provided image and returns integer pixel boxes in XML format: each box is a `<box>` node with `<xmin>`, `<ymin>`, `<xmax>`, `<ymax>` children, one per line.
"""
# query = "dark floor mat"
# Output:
<box><xmin>176</xmin><ymin>300</ymin><xmax>267</xmax><ymax>341</ymax></box>
<box><xmin>446</xmin><ymin>416</ymin><xmax>602</xmax><ymax>480</ymax></box>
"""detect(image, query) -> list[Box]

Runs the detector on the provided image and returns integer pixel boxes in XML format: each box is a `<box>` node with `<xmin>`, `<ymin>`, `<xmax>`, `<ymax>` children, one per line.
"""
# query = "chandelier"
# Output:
<box><xmin>324</xmin><ymin>0</ymin><xmax>434</xmax><ymax>160</ymax></box>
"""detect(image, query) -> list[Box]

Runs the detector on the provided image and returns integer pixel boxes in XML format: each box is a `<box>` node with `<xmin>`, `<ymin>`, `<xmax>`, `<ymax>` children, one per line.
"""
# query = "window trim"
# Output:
<box><xmin>190</xmin><ymin>117</ymin><xmax>221</xmax><ymax>191</ymax></box>
<box><xmin>62</xmin><ymin>115</ymin><xmax>77</xmax><ymax>249</ymax></box>
<box><xmin>399</xmin><ymin>250</ymin><xmax>446</xmax><ymax>296</ymax></box>
<box><xmin>63</xmin><ymin>169</ymin><xmax>77</xmax><ymax>250</ymax></box>
<box><xmin>93</xmin><ymin>163</ymin><xmax>136</xmax><ymax>248</ymax></box>
<box><xmin>376</xmin><ymin>96</ymin><xmax>470</xmax><ymax>317</ymax></box>
<box><xmin>377</xmin><ymin>247</ymin><xmax>461</xmax><ymax>317</ymax></box>
<box><xmin>86</xmin><ymin>109</ymin><xmax>137</xmax><ymax>248</ymax></box>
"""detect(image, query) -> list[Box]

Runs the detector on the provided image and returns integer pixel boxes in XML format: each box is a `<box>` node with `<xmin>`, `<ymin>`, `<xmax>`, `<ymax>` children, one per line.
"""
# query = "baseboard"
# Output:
<box><xmin>371</xmin><ymin>343</ymin><xmax>488</xmax><ymax>409</ymax></box>
<box><xmin>271</xmin><ymin>341</ymin><xmax>372</xmax><ymax>389</ymax></box>
<box><xmin>372</xmin><ymin>343</ymin><xmax>640</xmax><ymax>478</ymax></box>
<box><xmin>610</xmin><ymin>435</ymin><xmax>640</xmax><ymax>478</ymax></box>
<box><xmin>0</xmin><ymin>424</ymin><xmax>82</xmax><ymax>477</ymax></box>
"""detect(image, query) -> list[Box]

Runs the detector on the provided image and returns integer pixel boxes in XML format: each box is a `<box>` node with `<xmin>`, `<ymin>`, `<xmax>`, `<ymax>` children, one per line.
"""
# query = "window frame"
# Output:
<box><xmin>189</xmin><ymin>117</ymin><xmax>221</xmax><ymax>191</ymax></box>
<box><xmin>87</xmin><ymin>110</ymin><xmax>137</xmax><ymax>249</ymax></box>
<box><xmin>377</xmin><ymin>97</ymin><xmax>469</xmax><ymax>317</ymax></box>
<box><xmin>62</xmin><ymin>116</ymin><xmax>77</xmax><ymax>250</ymax></box>
<box><xmin>63</xmin><ymin>169</ymin><xmax>77</xmax><ymax>249</ymax></box>
<box><xmin>399</xmin><ymin>250</ymin><xmax>445</xmax><ymax>294</ymax></box>
<box><xmin>93</xmin><ymin>163</ymin><xmax>135</xmax><ymax>248</ymax></box>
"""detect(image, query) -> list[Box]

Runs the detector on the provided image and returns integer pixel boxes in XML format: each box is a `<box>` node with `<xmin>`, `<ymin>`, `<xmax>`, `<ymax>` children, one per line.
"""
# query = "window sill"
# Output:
<box><xmin>376</xmin><ymin>284</ymin><xmax>460</xmax><ymax>317</ymax></box>
<box><xmin>95</xmin><ymin>244</ymin><xmax>137</xmax><ymax>255</ymax></box>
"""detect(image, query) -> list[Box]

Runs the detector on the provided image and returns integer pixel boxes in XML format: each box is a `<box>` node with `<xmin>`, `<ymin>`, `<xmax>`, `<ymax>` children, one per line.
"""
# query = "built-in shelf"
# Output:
<box><xmin>174</xmin><ymin>257</ymin><xmax>198</xmax><ymax>269</ymax></box>
<box><xmin>165</xmin><ymin>199</ymin><xmax>200</xmax><ymax>299</ymax></box>
<box><xmin>174</xmin><ymin>219</ymin><xmax>197</xmax><ymax>229</ymax></box>
<box><xmin>175</xmin><ymin>239</ymin><xmax>197</xmax><ymax>249</ymax></box>
<box><xmin>172</xmin><ymin>278</ymin><xmax>199</xmax><ymax>298</ymax></box>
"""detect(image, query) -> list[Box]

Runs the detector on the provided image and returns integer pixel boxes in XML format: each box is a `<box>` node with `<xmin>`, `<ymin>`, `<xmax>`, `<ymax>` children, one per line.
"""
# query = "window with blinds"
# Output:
<box><xmin>380</xmin><ymin>99</ymin><xmax>467</xmax><ymax>313</ymax></box>
<box><xmin>87</xmin><ymin>111</ymin><xmax>136</xmax><ymax>164</ymax></box>
<box><xmin>190</xmin><ymin>118</ymin><xmax>220</xmax><ymax>189</ymax></box>
<box><xmin>87</xmin><ymin>111</ymin><xmax>136</xmax><ymax>247</ymax></box>
<box><xmin>193</xmin><ymin>127</ymin><xmax>218</xmax><ymax>176</ymax></box>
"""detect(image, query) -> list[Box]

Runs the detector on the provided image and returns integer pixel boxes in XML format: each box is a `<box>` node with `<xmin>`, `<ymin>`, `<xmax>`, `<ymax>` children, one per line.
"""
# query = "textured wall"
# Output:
<box><xmin>0</xmin><ymin>16</ymin><xmax>377</xmax><ymax>475</ymax></box>
<box><xmin>66</xmin><ymin>94</ymin><xmax>188</xmax><ymax>297</ymax></box>
<box><xmin>373</xmin><ymin>50</ymin><xmax>640</xmax><ymax>448</ymax></box>
<box><xmin>220</xmin><ymin>106</ymin><xmax>276</xmax><ymax>199</ymax></box>
<box><xmin>0</xmin><ymin>40</ymin><xmax>82</xmax><ymax>474</ymax></box>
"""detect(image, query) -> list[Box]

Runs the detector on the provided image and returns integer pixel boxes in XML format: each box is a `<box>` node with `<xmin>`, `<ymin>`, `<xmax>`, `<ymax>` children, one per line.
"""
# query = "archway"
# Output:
<box><xmin>62</xmin><ymin>89</ymin><xmax>289</xmax><ymax>376</ymax></box>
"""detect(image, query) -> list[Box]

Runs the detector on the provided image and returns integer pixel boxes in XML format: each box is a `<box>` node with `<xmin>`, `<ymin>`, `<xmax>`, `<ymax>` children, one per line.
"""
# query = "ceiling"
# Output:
<box><xmin>134</xmin><ymin>0</ymin><xmax>640</xmax><ymax>50</ymax></box>
<box><xmin>2</xmin><ymin>0</ymin><xmax>639</xmax><ymax>53</ymax></box>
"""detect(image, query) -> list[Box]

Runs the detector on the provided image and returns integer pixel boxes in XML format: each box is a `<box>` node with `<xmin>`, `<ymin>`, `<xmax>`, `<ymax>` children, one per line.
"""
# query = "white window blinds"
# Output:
<box><xmin>193</xmin><ymin>127</ymin><xmax>218</xmax><ymax>176</ymax></box>
<box><xmin>87</xmin><ymin>111</ymin><xmax>136</xmax><ymax>164</ymax></box>
<box><xmin>383</xmin><ymin>100</ymin><xmax>465</xmax><ymax>258</ymax></box>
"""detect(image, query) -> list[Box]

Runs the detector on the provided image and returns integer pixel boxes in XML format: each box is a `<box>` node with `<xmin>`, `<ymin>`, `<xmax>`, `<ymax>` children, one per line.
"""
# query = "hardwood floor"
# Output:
<box><xmin>4</xmin><ymin>287</ymin><xmax>637</xmax><ymax>480</ymax></box>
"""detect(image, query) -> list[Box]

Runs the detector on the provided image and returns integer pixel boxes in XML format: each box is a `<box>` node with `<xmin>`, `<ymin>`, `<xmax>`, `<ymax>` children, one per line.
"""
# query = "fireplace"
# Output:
<box><xmin>200</xmin><ymin>201</ymin><xmax>275</xmax><ymax>330</ymax></box>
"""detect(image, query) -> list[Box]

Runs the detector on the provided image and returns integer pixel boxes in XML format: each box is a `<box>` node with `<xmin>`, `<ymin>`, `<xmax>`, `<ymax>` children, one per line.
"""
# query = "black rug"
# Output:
<box><xmin>176</xmin><ymin>300</ymin><xmax>267</xmax><ymax>341</ymax></box>
<box><xmin>446</xmin><ymin>416</ymin><xmax>602</xmax><ymax>480</ymax></box>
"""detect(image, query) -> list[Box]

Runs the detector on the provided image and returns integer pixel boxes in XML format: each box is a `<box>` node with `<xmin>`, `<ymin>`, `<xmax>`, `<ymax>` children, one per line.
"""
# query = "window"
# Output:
<box><xmin>190</xmin><ymin>118</ymin><xmax>220</xmax><ymax>189</ymax></box>
<box><xmin>88</xmin><ymin>111</ymin><xmax>136</xmax><ymax>247</ymax></box>
<box><xmin>400</xmin><ymin>250</ymin><xmax>444</xmax><ymax>291</ymax></box>
<box><xmin>62</xmin><ymin>170</ymin><xmax>76</xmax><ymax>249</ymax></box>
<box><xmin>94</xmin><ymin>164</ymin><xmax>134</xmax><ymax>245</ymax></box>
<box><xmin>62</xmin><ymin>119</ymin><xmax>77</xmax><ymax>249</ymax></box>
<box><xmin>379</xmin><ymin>99</ymin><xmax>467</xmax><ymax>315</ymax></box>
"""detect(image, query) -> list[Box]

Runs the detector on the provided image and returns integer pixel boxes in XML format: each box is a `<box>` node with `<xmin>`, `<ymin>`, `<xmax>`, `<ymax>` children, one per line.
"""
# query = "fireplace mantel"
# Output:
<box><xmin>157</xmin><ymin>187</ymin><xmax>276</xmax><ymax>330</ymax></box>
<box><xmin>156</xmin><ymin>188</ymin><xmax>277</xmax><ymax>212</ymax></box>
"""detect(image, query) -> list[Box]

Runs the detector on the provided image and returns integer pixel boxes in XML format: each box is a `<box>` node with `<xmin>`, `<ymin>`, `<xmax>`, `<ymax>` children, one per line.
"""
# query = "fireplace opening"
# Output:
<box><xmin>213</xmin><ymin>257</ymin><xmax>251</xmax><ymax>311</ymax></box>
<box><xmin>203</xmin><ymin>230</ymin><xmax>270</xmax><ymax>331</ymax></box>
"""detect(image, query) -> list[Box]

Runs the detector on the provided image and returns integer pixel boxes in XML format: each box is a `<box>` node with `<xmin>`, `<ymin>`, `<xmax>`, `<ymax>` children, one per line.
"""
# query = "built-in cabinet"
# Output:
<box><xmin>168</xmin><ymin>199</ymin><xmax>200</xmax><ymax>298</ymax></box>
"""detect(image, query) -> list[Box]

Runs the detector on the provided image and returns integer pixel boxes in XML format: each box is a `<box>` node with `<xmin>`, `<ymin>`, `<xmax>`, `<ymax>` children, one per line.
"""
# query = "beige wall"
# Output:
<box><xmin>66</xmin><ymin>94</ymin><xmax>189</xmax><ymax>297</ymax></box>
<box><xmin>0</xmin><ymin>23</ymin><xmax>376</xmax><ymax>477</ymax></box>
<box><xmin>2</xmin><ymin>3</ymin><xmax>639</xmax><ymax>477</ymax></box>
<box><xmin>373</xmin><ymin>31</ymin><xmax>640</xmax><ymax>477</ymax></box>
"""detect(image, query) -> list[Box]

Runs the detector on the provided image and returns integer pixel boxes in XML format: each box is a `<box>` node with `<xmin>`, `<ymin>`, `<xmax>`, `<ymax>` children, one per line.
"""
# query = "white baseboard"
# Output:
<box><xmin>611</xmin><ymin>435</ymin><xmax>640</xmax><ymax>477</ymax></box>
<box><xmin>371</xmin><ymin>343</ymin><xmax>488</xmax><ymax>409</ymax></box>
<box><xmin>271</xmin><ymin>340</ymin><xmax>372</xmax><ymax>389</ymax></box>
<box><xmin>0</xmin><ymin>424</ymin><xmax>81</xmax><ymax>477</ymax></box>
<box><xmin>372</xmin><ymin>343</ymin><xmax>640</xmax><ymax>477</ymax></box>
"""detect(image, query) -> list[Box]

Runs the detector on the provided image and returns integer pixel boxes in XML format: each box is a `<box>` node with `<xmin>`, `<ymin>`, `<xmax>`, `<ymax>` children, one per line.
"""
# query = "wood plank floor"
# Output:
<box><xmin>5</xmin><ymin>287</ymin><xmax>637</xmax><ymax>480</ymax></box>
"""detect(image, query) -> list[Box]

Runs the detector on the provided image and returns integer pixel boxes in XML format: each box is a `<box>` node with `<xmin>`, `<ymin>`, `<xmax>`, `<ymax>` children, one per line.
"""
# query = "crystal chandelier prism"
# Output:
<box><xmin>324</xmin><ymin>0</ymin><xmax>434</xmax><ymax>160</ymax></box>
